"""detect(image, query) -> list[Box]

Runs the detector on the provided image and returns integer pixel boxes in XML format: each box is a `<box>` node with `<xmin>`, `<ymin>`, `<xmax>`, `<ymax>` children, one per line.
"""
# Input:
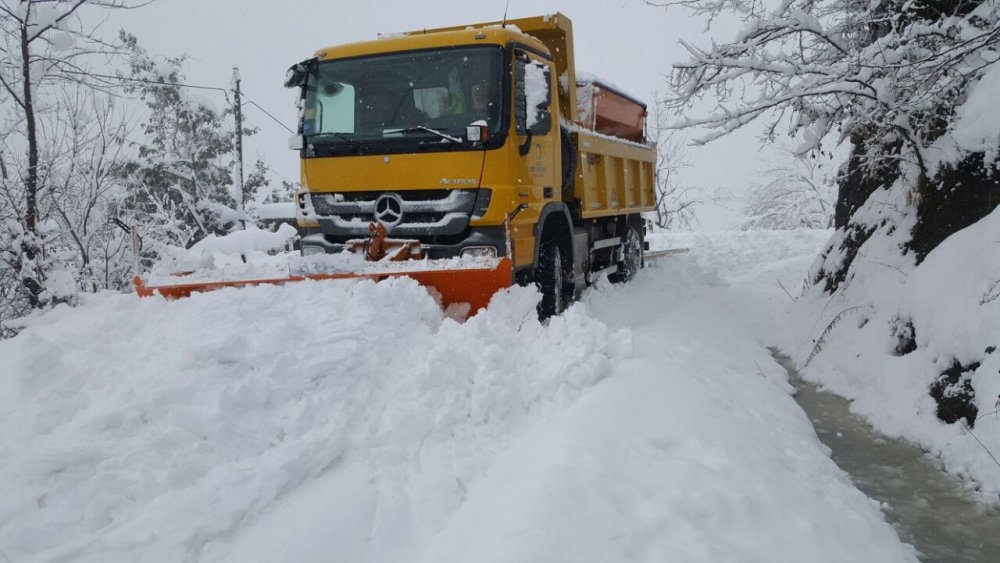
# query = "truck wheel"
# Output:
<box><xmin>610</xmin><ymin>221</ymin><xmax>643</xmax><ymax>284</ymax></box>
<box><xmin>537</xmin><ymin>238</ymin><xmax>566</xmax><ymax>320</ymax></box>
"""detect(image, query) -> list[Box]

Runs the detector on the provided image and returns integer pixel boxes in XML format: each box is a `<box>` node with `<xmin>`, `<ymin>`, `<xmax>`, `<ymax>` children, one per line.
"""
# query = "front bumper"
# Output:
<box><xmin>299</xmin><ymin>225</ymin><xmax>508</xmax><ymax>259</ymax></box>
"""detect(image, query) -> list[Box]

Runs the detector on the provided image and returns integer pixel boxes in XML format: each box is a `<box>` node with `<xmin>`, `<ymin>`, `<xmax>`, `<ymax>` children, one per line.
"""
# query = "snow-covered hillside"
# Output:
<box><xmin>0</xmin><ymin>229</ymin><xmax>919</xmax><ymax>562</ymax></box>
<box><xmin>785</xmin><ymin>205</ymin><xmax>1000</xmax><ymax>499</ymax></box>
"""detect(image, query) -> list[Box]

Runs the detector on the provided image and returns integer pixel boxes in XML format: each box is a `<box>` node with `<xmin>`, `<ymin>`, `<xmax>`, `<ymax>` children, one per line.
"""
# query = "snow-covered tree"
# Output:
<box><xmin>740</xmin><ymin>149</ymin><xmax>835</xmax><ymax>230</ymax></box>
<box><xmin>0</xmin><ymin>0</ymin><xmax>147</xmax><ymax>321</ymax></box>
<box><xmin>122</xmin><ymin>44</ymin><xmax>243</xmax><ymax>252</ymax></box>
<box><xmin>653</xmin><ymin>0</ymin><xmax>998</xmax><ymax>157</ymax></box>
<box><xmin>649</xmin><ymin>0</ymin><xmax>1000</xmax><ymax>271</ymax></box>
<box><xmin>243</xmin><ymin>159</ymin><xmax>272</xmax><ymax>206</ymax></box>
<box><xmin>259</xmin><ymin>177</ymin><xmax>296</xmax><ymax>206</ymax></box>
<box><xmin>649</xmin><ymin>101</ymin><xmax>699</xmax><ymax>229</ymax></box>
<box><xmin>43</xmin><ymin>87</ymin><xmax>135</xmax><ymax>292</ymax></box>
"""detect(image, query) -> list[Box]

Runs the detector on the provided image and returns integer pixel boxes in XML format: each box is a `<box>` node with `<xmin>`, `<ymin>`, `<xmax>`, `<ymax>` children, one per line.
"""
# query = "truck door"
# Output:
<box><xmin>511</xmin><ymin>50</ymin><xmax>559</xmax><ymax>268</ymax></box>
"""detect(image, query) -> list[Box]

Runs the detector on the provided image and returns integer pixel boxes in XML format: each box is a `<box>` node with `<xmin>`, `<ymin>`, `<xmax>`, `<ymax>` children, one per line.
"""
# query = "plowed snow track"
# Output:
<box><xmin>0</xmin><ymin>230</ymin><xmax>918</xmax><ymax>563</ymax></box>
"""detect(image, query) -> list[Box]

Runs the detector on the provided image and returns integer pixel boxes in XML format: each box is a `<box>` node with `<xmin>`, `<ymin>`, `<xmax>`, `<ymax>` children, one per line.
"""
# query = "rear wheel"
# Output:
<box><xmin>537</xmin><ymin>239</ymin><xmax>566</xmax><ymax>320</ymax></box>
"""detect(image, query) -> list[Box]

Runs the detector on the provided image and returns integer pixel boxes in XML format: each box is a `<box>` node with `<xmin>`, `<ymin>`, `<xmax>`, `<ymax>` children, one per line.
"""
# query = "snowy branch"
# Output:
<box><xmin>658</xmin><ymin>0</ymin><xmax>1000</xmax><ymax>173</ymax></box>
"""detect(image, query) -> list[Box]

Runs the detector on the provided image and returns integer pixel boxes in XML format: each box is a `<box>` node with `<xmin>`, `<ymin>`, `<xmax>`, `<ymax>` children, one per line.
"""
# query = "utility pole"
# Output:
<box><xmin>232</xmin><ymin>65</ymin><xmax>246</xmax><ymax>228</ymax></box>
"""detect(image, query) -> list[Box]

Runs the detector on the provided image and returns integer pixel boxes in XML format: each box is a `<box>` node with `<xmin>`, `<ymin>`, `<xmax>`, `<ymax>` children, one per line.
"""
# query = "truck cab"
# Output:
<box><xmin>289</xmin><ymin>23</ymin><xmax>561</xmax><ymax>262</ymax></box>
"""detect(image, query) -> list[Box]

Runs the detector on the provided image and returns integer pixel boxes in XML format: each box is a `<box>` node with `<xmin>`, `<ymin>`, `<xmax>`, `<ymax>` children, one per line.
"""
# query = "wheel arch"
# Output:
<box><xmin>533</xmin><ymin>202</ymin><xmax>575</xmax><ymax>272</ymax></box>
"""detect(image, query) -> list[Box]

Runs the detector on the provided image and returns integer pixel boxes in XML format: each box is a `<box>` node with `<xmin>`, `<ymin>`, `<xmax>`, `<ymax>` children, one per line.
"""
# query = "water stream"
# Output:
<box><xmin>771</xmin><ymin>349</ymin><xmax>1000</xmax><ymax>562</ymax></box>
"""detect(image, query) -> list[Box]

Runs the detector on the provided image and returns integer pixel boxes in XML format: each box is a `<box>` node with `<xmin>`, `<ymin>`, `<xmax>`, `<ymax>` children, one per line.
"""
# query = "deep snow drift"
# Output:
<box><xmin>0</xmin><ymin>229</ymin><xmax>918</xmax><ymax>562</ymax></box>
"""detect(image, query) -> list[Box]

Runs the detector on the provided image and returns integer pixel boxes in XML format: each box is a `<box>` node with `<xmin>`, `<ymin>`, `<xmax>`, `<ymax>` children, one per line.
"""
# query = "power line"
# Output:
<box><xmin>61</xmin><ymin>69</ymin><xmax>230</xmax><ymax>93</ymax></box>
<box><xmin>60</xmin><ymin>69</ymin><xmax>295</xmax><ymax>132</ymax></box>
<box><xmin>243</xmin><ymin>99</ymin><xmax>295</xmax><ymax>134</ymax></box>
<box><xmin>62</xmin><ymin>67</ymin><xmax>300</xmax><ymax>191</ymax></box>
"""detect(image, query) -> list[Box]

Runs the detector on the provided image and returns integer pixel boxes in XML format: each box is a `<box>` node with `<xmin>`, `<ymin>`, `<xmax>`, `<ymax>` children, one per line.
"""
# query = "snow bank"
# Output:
<box><xmin>948</xmin><ymin>61</ymin><xmax>1000</xmax><ymax>166</ymax></box>
<box><xmin>785</xmin><ymin>202</ymin><xmax>1000</xmax><ymax>498</ymax></box>
<box><xmin>255</xmin><ymin>202</ymin><xmax>296</xmax><ymax>221</ymax></box>
<box><xmin>930</xmin><ymin>56</ymin><xmax>1000</xmax><ymax>171</ymax></box>
<box><xmin>410</xmin><ymin>237</ymin><xmax>912</xmax><ymax>562</ymax></box>
<box><xmin>647</xmin><ymin>228</ymin><xmax>833</xmax><ymax>287</ymax></box>
<box><xmin>0</xmin><ymin>228</ymin><xmax>916</xmax><ymax>562</ymax></box>
<box><xmin>153</xmin><ymin>223</ymin><xmax>298</xmax><ymax>276</ymax></box>
<box><xmin>0</xmin><ymin>278</ymin><xmax>626</xmax><ymax>562</ymax></box>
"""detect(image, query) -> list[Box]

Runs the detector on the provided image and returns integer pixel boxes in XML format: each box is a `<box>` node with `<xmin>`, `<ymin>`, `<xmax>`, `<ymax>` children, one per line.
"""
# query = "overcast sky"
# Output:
<box><xmin>101</xmin><ymin>0</ymin><xmax>779</xmax><ymax>229</ymax></box>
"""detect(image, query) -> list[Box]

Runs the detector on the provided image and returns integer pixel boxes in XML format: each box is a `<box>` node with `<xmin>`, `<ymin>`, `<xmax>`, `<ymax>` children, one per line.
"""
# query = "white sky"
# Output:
<box><xmin>101</xmin><ymin>0</ymin><xmax>784</xmax><ymax>229</ymax></box>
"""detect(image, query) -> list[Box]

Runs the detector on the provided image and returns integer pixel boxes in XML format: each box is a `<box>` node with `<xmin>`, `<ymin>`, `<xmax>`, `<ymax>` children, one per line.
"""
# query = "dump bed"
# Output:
<box><xmin>571</xmin><ymin>130</ymin><xmax>656</xmax><ymax>219</ymax></box>
<box><xmin>572</xmin><ymin>76</ymin><xmax>655</xmax><ymax>218</ymax></box>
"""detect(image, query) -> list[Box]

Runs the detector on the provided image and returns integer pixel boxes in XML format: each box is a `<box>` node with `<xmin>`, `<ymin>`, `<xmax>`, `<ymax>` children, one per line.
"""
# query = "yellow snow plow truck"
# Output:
<box><xmin>137</xmin><ymin>13</ymin><xmax>656</xmax><ymax>318</ymax></box>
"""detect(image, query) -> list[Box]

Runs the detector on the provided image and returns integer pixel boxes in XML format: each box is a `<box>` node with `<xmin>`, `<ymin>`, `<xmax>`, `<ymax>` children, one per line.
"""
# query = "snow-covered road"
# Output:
<box><xmin>0</xmin><ymin>230</ymin><xmax>919</xmax><ymax>562</ymax></box>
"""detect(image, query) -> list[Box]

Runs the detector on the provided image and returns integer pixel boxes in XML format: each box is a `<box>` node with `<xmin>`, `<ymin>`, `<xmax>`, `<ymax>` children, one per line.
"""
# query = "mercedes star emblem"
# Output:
<box><xmin>374</xmin><ymin>193</ymin><xmax>404</xmax><ymax>227</ymax></box>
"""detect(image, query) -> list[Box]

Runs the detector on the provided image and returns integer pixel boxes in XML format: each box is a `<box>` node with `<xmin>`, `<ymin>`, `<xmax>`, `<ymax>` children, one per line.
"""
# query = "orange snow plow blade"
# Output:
<box><xmin>133</xmin><ymin>256</ymin><xmax>513</xmax><ymax>314</ymax></box>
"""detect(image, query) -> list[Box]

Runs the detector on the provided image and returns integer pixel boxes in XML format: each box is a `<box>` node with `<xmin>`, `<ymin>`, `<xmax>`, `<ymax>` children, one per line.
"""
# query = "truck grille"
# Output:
<box><xmin>310</xmin><ymin>189</ymin><xmax>479</xmax><ymax>237</ymax></box>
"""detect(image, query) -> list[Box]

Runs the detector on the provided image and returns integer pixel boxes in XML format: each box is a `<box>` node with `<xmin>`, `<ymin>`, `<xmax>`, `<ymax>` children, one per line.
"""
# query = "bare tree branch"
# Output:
<box><xmin>659</xmin><ymin>0</ymin><xmax>1000</xmax><ymax>190</ymax></box>
<box><xmin>26</xmin><ymin>0</ymin><xmax>88</xmax><ymax>44</ymax></box>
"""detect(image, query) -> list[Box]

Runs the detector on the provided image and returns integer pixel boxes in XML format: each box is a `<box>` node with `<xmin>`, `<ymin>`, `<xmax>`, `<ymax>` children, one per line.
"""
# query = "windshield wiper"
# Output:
<box><xmin>308</xmin><ymin>132</ymin><xmax>356</xmax><ymax>145</ymax></box>
<box><xmin>391</xmin><ymin>126</ymin><xmax>462</xmax><ymax>144</ymax></box>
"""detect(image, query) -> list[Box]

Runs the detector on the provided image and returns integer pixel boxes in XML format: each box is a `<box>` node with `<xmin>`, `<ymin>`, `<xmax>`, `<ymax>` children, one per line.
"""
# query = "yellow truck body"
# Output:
<box><xmin>288</xmin><ymin>13</ymin><xmax>656</xmax><ymax>316</ymax></box>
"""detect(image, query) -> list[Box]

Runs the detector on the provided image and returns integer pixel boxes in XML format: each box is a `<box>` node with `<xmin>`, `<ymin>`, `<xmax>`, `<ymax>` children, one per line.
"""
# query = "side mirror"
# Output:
<box><xmin>284</xmin><ymin>57</ymin><xmax>317</xmax><ymax>89</ymax></box>
<box><xmin>514</xmin><ymin>54</ymin><xmax>552</xmax><ymax>143</ymax></box>
<box><xmin>530</xmin><ymin>110</ymin><xmax>552</xmax><ymax>136</ymax></box>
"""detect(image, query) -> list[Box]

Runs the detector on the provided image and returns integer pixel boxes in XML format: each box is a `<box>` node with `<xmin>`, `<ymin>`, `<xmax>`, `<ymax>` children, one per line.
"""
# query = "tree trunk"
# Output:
<box><xmin>20</xmin><ymin>21</ymin><xmax>43</xmax><ymax>307</ymax></box>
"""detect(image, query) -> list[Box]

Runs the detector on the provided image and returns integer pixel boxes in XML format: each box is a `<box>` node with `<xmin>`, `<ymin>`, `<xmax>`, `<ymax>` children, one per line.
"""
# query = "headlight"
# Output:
<box><xmin>301</xmin><ymin>245</ymin><xmax>325</xmax><ymax>256</ymax></box>
<box><xmin>460</xmin><ymin>246</ymin><xmax>497</xmax><ymax>259</ymax></box>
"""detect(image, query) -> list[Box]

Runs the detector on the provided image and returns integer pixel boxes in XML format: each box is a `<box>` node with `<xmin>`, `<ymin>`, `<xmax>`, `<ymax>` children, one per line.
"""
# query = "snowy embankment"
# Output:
<box><xmin>784</xmin><ymin>205</ymin><xmax>1000</xmax><ymax>498</ymax></box>
<box><xmin>0</xmin><ymin>229</ymin><xmax>917</xmax><ymax>562</ymax></box>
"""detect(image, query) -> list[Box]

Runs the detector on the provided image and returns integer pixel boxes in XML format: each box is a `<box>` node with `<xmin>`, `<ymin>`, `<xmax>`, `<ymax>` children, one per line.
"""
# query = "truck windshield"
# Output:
<box><xmin>302</xmin><ymin>46</ymin><xmax>503</xmax><ymax>151</ymax></box>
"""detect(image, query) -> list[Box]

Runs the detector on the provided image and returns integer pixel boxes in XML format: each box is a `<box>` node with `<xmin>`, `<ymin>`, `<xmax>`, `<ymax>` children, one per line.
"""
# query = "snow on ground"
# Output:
<box><xmin>0</xmin><ymin>229</ymin><xmax>918</xmax><ymax>562</ymax></box>
<box><xmin>783</xmin><ymin>205</ymin><xmax>1000</xmax><ymax>499</ymax></box>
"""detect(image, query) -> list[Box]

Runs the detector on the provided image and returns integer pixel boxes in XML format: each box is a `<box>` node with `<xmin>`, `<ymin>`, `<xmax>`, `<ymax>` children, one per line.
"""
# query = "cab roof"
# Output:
<box><xmin>314</xmin><ymin>26</ymin><xmax>549</xmax><ymax>61</ymax></box>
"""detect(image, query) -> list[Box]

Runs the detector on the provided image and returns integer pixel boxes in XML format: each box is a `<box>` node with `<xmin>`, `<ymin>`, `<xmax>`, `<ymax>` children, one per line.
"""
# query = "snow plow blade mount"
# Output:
<box><xmin>133</xmin><ymin>256</ymin><xmax>513</xmax><ymax>315</ymax></box>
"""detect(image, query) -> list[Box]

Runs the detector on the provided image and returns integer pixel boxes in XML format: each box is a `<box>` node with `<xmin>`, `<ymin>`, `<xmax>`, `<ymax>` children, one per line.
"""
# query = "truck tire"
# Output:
<box><xmin>610</xmin><ymin>220</ymin><xmax>643</xmax><ymax>284</ymax></box>
<box><xmin>537</xmin><ymin>238</ymin><xmax>566</xmax><ymax>320</ymax></box>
